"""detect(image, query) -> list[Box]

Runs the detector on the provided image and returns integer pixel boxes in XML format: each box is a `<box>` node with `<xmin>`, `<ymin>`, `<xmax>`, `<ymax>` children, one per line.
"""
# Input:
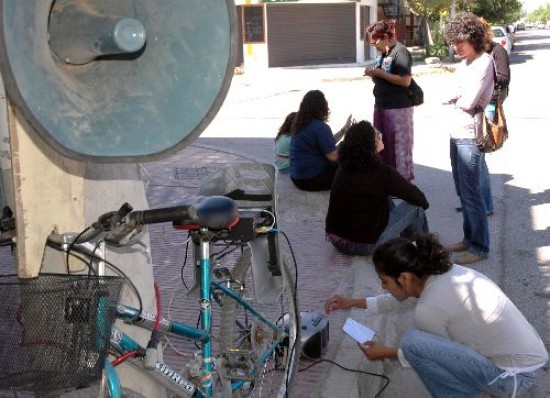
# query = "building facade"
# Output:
<box><xmin>234</xmin><ymin>0</ymin><xmax>379</xmax><ymax>69</ymax></box>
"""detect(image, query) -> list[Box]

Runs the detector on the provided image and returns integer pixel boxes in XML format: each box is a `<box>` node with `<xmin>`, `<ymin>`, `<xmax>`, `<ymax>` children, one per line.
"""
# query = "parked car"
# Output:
<box><xmin>537</xmin><ymin>21</ymin><xmax>546</xmax><ymax>29</ymax></box>
<box><xmin>516</xmin><ymin>21</ymin><xmax>525</xmax><ymax>31</ymax></box>
<box><xmin>492</xmin><ymin>26</ymin><xmax>512</xmax><ymax>55</ymax></box>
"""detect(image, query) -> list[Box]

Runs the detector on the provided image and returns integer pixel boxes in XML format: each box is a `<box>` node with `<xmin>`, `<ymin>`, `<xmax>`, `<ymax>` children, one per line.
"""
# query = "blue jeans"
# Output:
<box><xmin>450</xmin><ymin>139</ymin><xmax>489</xmax><ymax>256</ymax></box>
<box><xmin>376</xmin><ymin>200</ymin><xmax>429</xmax><ymax>245</ymax></box>
<box><xmin>328</xmin><ymin>200</ymin><xmax>428</xmax><ymax>256</ymax></box>
<box><xmin>401</xmin><ymin>330</ymin><xmax>542</xmax><ymax>398</ymax></box>
<box><xmin>480</xmin><ymin>103</ymin><xmax>497</xmax><ymax>213</ymax></box>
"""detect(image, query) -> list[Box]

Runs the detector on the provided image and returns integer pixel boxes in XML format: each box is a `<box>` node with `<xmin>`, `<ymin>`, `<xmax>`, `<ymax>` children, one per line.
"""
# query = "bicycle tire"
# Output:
<box><xmin>217</xmin><ymin>248</ymin><xmax>300</xmax><ymax>398</ymax></box>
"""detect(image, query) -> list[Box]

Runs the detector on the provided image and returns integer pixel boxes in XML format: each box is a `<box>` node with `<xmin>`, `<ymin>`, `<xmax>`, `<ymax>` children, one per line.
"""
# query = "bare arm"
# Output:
<box><xmin>325</xmin><ymin>294</ymin><xmax>367</xmax><ymax>313</ymax></box>
<box><xmin>333</xmin><ymin>114</ymin><xmax>354</xmax><ymax>142</ymax></box>
<box><xmin>325</xmin><ymin>150</ymin><xmax>338</xmax><ymax>163</ymax></box>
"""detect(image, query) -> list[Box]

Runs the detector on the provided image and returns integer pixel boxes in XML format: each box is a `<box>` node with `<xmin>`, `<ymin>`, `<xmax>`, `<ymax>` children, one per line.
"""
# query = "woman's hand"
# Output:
<box><xmin>324</xmin><ymin>295</ymin><xmax>354</xmax><ymax>313</ymax></box>
<box><xmin>364</xmin><ymin>67</ymin><xmax>380</xmax><ymax>78</ymax></box>
<box><xmin>358</xmin><ymin>341</ymin><xmax>398</xmax><ymax>361</ymax></box>
<box><xmin>342</xmin><ymin>114</ymin><xmax>354</xmax><ymax>132</ymax></box>
<box><xmin>334</xmin><ymin>115</ymin><xmax>354</xmax><ymax>142</ymax></box>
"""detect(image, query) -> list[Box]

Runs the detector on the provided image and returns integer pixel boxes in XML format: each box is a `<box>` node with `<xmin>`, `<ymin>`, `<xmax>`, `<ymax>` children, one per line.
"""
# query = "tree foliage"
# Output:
<box><xmin>458</xmin><ymin>0</ymin><xmax>522</xmax><ymax>24</ymax></box>
<box><xmin>527</xmin><ymin>3</ymin><xmax>550</xmax><ymax>22</ymax></box>
<box><xmin>406</xmin><ymin>0</ymin><xmax>450</xmax><ymax>19</ymax></box>
<box><xmin>404</xmin><ymin>0</ymin><xmax>522</xmax><ymax>56</ymax></box>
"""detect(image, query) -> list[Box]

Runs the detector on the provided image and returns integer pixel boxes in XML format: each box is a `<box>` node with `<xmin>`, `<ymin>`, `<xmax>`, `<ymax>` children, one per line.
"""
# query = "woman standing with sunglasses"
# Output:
<box><xmin>363</xmin><ymin>20</ymin><xmax>416</xmax><ymax>183</ymax></box>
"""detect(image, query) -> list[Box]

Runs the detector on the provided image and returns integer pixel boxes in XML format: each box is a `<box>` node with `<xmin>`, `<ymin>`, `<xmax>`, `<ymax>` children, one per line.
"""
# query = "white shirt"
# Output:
<box><xmin>444</xmin><ymin>52</ymin><xmax>495</xmax><ymax>140</ymax></box>
<box><xmin>366</xmin><ymin>265</ymin><xmax>549</xmax><ymax>373</ymax></box>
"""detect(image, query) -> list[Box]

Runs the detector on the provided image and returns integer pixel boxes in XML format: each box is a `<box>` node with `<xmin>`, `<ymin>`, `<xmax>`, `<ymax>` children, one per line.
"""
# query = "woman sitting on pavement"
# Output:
<box><xmin>325</xmin><ymin>234</ymin><xmax>548</xmax><ymax>397</ymax></box>
<box><xmin>274</xmin><ymin>111</ymin><xmax>296</xmax><ymax>174</ymax></box>
<box><xmin>289</xmin><ymin>90</ymin><xmax>352</xmax><ymax>191</ymax></box>
<box><xmin>325</xmin><ymin>120</ymin><xmax>429</xmax><ymax>256</ymax></box>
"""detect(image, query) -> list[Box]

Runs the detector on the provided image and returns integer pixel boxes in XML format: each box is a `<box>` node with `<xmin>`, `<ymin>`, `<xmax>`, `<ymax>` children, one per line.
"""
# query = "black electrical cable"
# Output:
<box><xmin>278</xmin><ymin>230</ymin><xmax>299</xmax><ymax>398</ymax></box>
<box><xmin>298</xmin><ymin>358</ymin><xmax>390</xmax><ymax>398</ymax></box>
<box><xmin>68</xmin><ymin>250</ymin><xmax>143</xmax><ymax>323</ymax></box>
<box><xmin>66</xmin><ymin>227</ymin><xmax>94</xmax><ymax>275</ymax></box>
<box><xmin>87</xmin><ymin>240</ymin><xmax>103</xmax><ymax>276</ymax></box>
<box><xmin>180</xmin><ymin>233</ymin><xmax>191</xmax><ymax>290</ymax></box>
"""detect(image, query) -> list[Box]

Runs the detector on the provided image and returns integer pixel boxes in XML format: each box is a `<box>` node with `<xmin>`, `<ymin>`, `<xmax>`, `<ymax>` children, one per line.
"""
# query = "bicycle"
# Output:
<box><xmin>30</xmin><ymin>164</ymin><xmax>300</xmax><ymax>398</ymax></box>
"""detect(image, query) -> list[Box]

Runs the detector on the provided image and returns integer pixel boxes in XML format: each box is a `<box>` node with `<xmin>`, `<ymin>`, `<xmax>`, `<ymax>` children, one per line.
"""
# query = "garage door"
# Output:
<box><xmin>267</xmin><ymin>3</ymin><xmax>356</xmax><ymax>67</ymax></box>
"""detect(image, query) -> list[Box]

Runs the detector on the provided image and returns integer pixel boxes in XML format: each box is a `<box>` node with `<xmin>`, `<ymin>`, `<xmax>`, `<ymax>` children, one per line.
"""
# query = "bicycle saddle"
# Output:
<box><xmin>173</xmin><ymin>195</ymin><xmax>239</xmax><ymax>230</ymax></box>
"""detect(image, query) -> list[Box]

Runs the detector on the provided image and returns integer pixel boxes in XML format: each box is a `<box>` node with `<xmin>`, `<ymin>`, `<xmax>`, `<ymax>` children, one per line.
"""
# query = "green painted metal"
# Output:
<box><xmin>0</xmin><ymin>0</ymin><xmax>238</xmax><ymax>162</ymax></box>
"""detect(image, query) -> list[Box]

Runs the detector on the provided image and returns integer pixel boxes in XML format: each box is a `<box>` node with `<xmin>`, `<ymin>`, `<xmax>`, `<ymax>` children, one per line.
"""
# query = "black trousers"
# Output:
<box><xmin>291</xmin><ymin>165</ymin><xmax>337</xmax><ymax>192</ymax></box>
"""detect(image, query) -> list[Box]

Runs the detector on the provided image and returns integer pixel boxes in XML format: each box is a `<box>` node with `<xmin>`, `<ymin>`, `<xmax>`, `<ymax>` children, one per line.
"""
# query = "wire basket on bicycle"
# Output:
<box><xmin>0</xmin><ymin>273</ymin><xmax>124</xmax><ymax>391</ymax></box>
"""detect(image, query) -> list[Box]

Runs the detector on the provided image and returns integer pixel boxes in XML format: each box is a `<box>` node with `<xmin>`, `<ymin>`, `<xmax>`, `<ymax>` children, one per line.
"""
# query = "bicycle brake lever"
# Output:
<box><xmin>97</xmin><ymin>203</ymin><xmax>133</xmax><ymax>231</ymax></box>
<box><xmin>103</xmin><ymin>219</ymin><xmax>143</xmax><ymax>246</ymax></box>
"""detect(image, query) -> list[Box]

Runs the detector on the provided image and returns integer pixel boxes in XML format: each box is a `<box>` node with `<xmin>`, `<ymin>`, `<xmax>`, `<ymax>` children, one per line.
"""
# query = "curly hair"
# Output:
<box><xmin>337</xmin><ymin>121</ymin><xmax>379</xmax><ymax>172</ymax></box>
<box><xmin>275</xmin><ymin>112</ymin><xmax>296</xmax><ymax>141</ymax></box>
<box><xmin>373</xmin><ymin>234</ymin><xmax>452</xmax><ymax>280</ymax></box>
<box><xmin>479</xmin><ymin>17</ymin><xmax>495</xmax><ymax>53</ymax></box>
<box><xmin>291</xmin><ymin>90</ymin><xmax>329</xmax><ymax>134</ymax></box>
<box><xmin>364</xmin><ymin>19</ymin><xmax>396</xmax><ymax>42</ymax></box>
<box><xmin>444</xmin><ymin>11</ymin><xmax>486</xmax><ymax>53</ymax></box>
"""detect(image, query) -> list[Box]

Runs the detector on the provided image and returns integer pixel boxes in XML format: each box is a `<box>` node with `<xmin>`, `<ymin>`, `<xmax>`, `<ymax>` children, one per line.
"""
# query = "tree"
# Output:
<box><xmin>459</xmin><ymin>0</ymin><xmax>522</xmax><ymax>24</ymax></box>
<box><xmin>406</xmin><ymin>0</ymin><xmax>451</xmax><ymax>55</ymax></box>
<box><xmin>528</xmin><ymin>3</ymin><xmax>550</xmax><ymax>22</ymax></box>
<box><xmin>404</xmin><ymin>0</ymin><xmax>521</xmax><ymax>57</ymax></box>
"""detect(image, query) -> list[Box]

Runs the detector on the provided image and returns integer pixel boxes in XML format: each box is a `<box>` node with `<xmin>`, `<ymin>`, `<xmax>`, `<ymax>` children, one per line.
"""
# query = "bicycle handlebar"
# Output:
<box><xmin>69</xmin><ymin>197</ymin><xmax>233</xmax><ymax>246</ymax></box>
<box><xmin>129</xmin><ymin>205</ymin><xmax>198</xmax><ymax>225</ymax></box>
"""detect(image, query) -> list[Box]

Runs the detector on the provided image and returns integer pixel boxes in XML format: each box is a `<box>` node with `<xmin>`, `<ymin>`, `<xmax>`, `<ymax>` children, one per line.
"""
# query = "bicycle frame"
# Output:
<box><xmin>41</xmin><ymin>163</ymin><xmax>298</xmax><ymax>397</ymax></box>
<box><xmin>104</xmin><ymin>227</ymin><xmax>289</xmax><ymax>398</ymax></box>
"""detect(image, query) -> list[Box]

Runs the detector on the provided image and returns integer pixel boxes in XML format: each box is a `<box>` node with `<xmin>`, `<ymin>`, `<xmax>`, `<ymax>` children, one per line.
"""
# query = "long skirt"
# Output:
<box><xmin>373</xmin><ymin>106</ymin><xmax>415</xmax><ymax>182</ymax></box>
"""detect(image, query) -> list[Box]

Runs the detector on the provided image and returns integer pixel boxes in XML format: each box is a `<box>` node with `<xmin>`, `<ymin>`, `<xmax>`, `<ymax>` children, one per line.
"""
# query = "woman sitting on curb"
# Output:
<box><xmin>325</xmin><ymin>120</ymin><xmax>429</xmax><ymax>256</ymax></box>
<box><xmin>274</xmin><ymin>111</ymin><xmax>296</xmax><ymax>174</ymax></box>
<box><xmin>289</xmin><ymin>90</ymin><xmax>352</xmax><ymax>191</ymax></box>
<box><xmin>325</xmin><ymin>234</ymin><xmax>548</xmax><ymax>397</ymax></box>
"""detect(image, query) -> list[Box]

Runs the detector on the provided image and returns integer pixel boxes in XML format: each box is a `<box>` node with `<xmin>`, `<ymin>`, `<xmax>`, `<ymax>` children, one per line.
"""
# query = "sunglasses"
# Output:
<box><xmin>369</xmin><ymin>38</ymin><xmax>382</xmax><ymax>46</ymax></box>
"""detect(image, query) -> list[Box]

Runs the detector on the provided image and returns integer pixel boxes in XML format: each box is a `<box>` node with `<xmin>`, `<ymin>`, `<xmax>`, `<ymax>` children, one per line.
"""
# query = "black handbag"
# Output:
<box><xmin>406</xmin><ymin>78</ymin><xmax>424</xmax><ymax>106</ymax></box>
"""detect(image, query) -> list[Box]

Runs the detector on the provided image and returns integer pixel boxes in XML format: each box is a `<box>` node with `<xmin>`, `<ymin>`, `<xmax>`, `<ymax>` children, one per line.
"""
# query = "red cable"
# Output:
<box><xmin>154</xmin><ymin>282</ymin><xmax>161</xmax><ymax>331</ymax></box>
<box><xmin>111</xmin><ymin>350</ymin><xmax>139</xmax><ymax>367</ymax></box>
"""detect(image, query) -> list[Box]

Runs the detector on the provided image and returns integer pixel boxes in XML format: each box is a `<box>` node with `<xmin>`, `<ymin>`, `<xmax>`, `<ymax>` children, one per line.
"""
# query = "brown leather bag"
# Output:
<box><xmin>478</xmin><ymin>97</ymin><xmax>508</xmax><ymax>153</ymax></box>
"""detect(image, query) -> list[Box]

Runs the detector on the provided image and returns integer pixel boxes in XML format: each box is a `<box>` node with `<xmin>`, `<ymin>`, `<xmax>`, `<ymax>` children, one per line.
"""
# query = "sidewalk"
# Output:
<box><xmin>142</xmin><ymin>60</ymin><xmax>550</xmax><ymax>397</ymax></box>
<box><xmin>141</xmin><ymin>144</ymin><xmax>356</xmax><ymax>397</ymax></box>
<box><xmin>140</xmin><ymin>140</ymin><xmax>550</xmax><ymax>397</ymax></box>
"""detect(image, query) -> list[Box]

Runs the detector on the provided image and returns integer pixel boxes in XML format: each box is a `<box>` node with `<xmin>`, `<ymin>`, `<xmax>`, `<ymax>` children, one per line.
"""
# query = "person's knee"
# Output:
<box><xmin>401</xmin><ymin>329</ymin><xmax>428</xmax><ymax>360</ymax></box>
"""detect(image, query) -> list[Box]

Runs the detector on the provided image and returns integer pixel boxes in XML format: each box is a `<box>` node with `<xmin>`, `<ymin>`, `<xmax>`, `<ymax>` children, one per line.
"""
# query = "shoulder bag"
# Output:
<box><xmin>406</xmin><ymin>78</ymin><xmax>424</xmax><ymax>106</ymax></box>
<box><xmin>478</xmin><ymin>97</ymin><xmax>508</xmax><ymax>153</ymax></box>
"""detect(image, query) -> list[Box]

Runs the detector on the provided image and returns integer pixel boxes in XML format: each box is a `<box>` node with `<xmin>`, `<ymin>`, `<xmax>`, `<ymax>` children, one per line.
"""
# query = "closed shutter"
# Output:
<box><xmin>267</xmin><ymin>3</ymin><xmax>356</xmax><ymax>67</ymax></box>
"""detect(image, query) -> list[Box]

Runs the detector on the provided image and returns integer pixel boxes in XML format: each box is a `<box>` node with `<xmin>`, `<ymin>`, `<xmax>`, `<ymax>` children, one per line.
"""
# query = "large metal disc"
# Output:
<box><xmin>0</xmin><ymin>0</ymin><xmax>238</xmax><ymax>162</ymax></box>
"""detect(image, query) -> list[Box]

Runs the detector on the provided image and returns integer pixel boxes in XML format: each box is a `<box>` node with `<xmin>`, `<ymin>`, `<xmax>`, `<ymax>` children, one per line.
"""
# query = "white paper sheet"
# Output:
<box><xmin>342</xmin><ymin>317</ymin><xmax>375</xmax><ymax>343</ymax></box>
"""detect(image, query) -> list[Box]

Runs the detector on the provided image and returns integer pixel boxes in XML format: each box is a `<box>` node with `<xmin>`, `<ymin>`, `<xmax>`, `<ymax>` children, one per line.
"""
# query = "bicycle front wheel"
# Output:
<box><xmin>217</xmin><ymin>248</ymin><xmax>299</xmax><ymax>398</ymax></box>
